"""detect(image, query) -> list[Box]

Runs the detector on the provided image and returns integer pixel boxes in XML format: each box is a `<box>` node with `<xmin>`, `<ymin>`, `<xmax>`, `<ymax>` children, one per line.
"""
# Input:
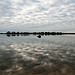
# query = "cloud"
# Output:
<box><xmin>0</xmin><ymin>0</ymin><xmax>75</xmax><ymax>31</ymax></box>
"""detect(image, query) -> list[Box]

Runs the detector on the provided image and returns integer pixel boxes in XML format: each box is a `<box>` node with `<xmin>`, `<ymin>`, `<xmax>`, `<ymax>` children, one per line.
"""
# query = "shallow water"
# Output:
<box><xmin>0</xmin><ymin>35</ymin><xmax>75</xmax><ymax>75</ymax></box>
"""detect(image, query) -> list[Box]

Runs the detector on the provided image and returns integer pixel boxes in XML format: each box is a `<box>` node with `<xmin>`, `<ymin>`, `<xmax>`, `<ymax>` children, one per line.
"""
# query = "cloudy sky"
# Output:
<box><xmin>0</xmin><ymin>0</ymin><xmax>75</xmax><ymax>32</ymax></box>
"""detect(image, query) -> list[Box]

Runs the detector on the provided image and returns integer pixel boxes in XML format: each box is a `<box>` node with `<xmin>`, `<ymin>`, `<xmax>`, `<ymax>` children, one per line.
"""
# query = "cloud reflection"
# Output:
<box><xmin>0</xmin><ymin>36</ymin><xmax>75</xmax><ymax>75</ymax></box>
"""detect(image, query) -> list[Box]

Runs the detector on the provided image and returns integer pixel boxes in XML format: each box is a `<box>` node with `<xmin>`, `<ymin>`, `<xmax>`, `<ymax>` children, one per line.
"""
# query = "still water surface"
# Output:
<box><xmin>0</xmin><ymin>35</ymin><xmax>75</xmax><ymax>75</ymax></box>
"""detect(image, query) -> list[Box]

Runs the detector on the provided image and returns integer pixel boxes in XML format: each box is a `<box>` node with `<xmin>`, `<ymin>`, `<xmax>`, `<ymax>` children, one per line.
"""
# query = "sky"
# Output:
<box><xmin>0</xmin><ymin>0</ymin><xmax>75</xmax><ymax>32</ymax></box>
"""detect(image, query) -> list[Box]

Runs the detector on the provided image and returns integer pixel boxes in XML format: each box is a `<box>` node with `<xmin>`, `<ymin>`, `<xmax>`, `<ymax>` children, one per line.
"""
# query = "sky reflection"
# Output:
<box><xmin>0</xmin><ymin>35</ymin><xmax>75</xmax><ymax>75</ymax></box>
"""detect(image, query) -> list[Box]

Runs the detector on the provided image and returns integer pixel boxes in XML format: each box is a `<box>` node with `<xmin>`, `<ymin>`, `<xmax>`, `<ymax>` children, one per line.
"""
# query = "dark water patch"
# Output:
<box><xmin>0</xmin><ymin>50</ymin><xmax>15</xmax><ymax>70</ymax></box>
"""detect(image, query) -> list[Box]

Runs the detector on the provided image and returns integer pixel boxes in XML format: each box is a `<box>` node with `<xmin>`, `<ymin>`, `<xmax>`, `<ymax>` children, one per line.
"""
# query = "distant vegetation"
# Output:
<box><xmin>0</xmin><ymin>31</ymin><xmax>75</xmax><ymax>38</ymax></box>
<box><xmin>6</xmin><ymin>31</ymin><xmax>63</xmax><ymax>35</ymax></box>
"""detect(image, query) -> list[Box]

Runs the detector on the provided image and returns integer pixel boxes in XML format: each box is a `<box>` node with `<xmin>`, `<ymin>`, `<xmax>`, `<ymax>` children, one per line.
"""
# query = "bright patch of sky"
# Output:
<box><xmin>0</xmin><ymin>0</ymin><xmax>75</xmax><ymax>32</ymax></box>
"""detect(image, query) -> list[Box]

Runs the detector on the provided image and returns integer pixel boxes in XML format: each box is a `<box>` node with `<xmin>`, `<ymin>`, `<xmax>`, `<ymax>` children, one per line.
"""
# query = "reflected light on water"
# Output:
<box><xmin>0</xmin><ymin>35</ymin><xmax>75</xmax><ymax>75</ymax></box>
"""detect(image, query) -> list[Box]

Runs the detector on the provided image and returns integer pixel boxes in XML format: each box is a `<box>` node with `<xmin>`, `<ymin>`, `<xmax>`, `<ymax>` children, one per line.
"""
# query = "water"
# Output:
<box><xmin>0</xmin><ymin>35</ymin><xmax>75</xmax><ymax>75</ymax></box>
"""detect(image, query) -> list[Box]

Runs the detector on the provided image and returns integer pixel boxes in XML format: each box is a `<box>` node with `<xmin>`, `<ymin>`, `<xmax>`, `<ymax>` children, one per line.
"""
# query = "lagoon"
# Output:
<box><xmin>0</xmin><ymin>35</ymin><xmax>75</xmax><ymax>75</ymax></box>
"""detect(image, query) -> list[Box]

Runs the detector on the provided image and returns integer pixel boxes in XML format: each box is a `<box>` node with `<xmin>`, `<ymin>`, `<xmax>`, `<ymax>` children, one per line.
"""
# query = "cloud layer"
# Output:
<box><xmin>0</xmin><ymin>0</ymin><xmax>75</xmax><ymax>31</ymax></box>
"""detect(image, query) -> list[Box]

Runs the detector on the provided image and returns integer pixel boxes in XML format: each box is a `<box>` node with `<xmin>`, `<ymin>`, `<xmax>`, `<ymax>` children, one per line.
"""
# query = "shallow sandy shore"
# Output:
<box><xmin>0</xmin><ymin>63</ymin><xmax>75</xmax><ymax>75</ymax></box>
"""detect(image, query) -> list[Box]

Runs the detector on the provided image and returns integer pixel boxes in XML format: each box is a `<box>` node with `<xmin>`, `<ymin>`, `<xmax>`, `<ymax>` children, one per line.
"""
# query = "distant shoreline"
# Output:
<box><xmin>0</xmin><ymin>32</ymin><xmax>75</xmax><ymax>38</ymax></box>
<box><xmin>0</xmin><ymin>32</ymin><xmax>75</xmax><ymax>35</ymax></box>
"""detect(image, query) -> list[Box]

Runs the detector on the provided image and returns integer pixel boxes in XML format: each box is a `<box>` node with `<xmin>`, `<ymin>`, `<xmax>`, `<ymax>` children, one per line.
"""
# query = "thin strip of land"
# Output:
<box><xmin>0</xmin><ymin>31</ymin><xmax>75</xmax><ymax>35</ymax></box>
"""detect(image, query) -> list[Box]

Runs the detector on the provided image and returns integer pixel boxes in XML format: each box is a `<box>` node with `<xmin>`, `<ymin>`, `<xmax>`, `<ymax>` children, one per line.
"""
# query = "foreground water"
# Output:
<box><xmin>0</xmin><ymin>35</ymin><xmax>75</xmax><ymax>75</ymax></box>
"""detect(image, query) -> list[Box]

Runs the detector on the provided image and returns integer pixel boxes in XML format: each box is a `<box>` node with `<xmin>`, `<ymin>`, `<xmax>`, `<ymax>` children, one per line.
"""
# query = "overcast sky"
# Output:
<box><xmin>0</xmin><ymin>0</ymin><xmax>75</xmax><ymax>32</ymax></box>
